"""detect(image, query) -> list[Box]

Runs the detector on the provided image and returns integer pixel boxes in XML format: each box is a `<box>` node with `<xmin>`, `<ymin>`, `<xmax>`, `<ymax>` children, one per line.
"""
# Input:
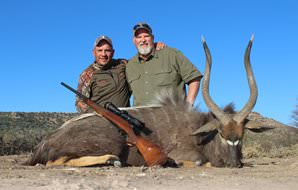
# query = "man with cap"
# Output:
<box><xmin>76</xmin><ymin>35</ymin><xmax>130</xmax><ymax>112</ymax></box>
<box><xmin>126</xmin><ymin>23</ymin><xmax>203</xmax><ymax>106</ymax></box>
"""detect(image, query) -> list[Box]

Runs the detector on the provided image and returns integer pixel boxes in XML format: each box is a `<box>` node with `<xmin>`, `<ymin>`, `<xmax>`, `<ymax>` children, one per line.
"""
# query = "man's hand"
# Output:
<box><xmin>154</xmin><ymin>42</ymin><xmax>167</xmax><ymax>50</ymax></box>
<box><xmin>77</xmin><ymin>101</ymin><xmax>89</xmax><ymax>113</ymax></box>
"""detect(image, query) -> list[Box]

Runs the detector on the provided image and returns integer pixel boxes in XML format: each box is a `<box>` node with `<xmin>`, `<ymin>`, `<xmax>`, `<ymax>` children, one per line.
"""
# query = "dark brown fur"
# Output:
<box><xmin>26</xmin><ymin>115</ymin><xmax>126</xmax><ymax>165</ymax></box>
<box><xmin>124</xmin><ymin>101</ymin><xmax>239</xmax><ymax>167</ymax></box>
<box><xmin>26</xmin><ymin>98</ymin><xmax>237</xmax><ymax>167</ymax></box>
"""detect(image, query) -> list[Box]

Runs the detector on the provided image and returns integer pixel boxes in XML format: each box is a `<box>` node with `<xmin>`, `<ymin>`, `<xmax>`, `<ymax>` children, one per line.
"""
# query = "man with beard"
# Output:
<box><xmin>126</xmin><ymin>23</ymin><xmax>203</xmax><ymax>106</ymax></box>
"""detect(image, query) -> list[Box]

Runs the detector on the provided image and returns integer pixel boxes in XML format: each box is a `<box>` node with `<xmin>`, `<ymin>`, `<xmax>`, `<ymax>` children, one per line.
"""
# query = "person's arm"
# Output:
<box><xmin>173</xmin><ymin>50</ymin><xmax>202</xmax><ymax>105</ymax></box>
<box><xmin>76</xmin><ymin>66</ymin><xmax>94</xmax><ymax>113</ymax></box>
<box><xmin>186</xmin><ymin>78</ymin><xmax>201</xmax><ymax>105</ymax></box>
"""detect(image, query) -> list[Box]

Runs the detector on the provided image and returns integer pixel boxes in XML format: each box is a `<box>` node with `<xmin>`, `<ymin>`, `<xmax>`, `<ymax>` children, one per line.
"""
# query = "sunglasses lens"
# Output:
<box><xmin>133</xmin><ymin>23</ymin><xmax>149</xmax><ymax>30</ymax></box>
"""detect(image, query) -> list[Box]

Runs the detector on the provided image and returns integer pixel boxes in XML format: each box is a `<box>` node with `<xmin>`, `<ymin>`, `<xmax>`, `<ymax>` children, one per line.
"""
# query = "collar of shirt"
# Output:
<box><xmin>92</xmin><ymin>61</ymin><xmax>103</xmax><ymax>70</ymax></box>
<box><xmin>92</xmin><ymin>59</ymin><xmax>117</xmax><ymax>70</ymax></box>
<box><xmin>137</xmin><ymin>48</ymin><xmax>158</xmax><ymax>63</ymax></box>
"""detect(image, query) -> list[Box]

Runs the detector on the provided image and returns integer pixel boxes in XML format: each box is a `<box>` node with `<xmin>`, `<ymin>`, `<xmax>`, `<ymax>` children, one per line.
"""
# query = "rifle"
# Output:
<box><xmin>61</xmin><ymin>82</ymin><xmax>167</xmax><ymax>166</ymax></box>
<box><xmin>104</xmin><ymin>102</ymin><xmax>152</xmax><ymax>135</ymax></box>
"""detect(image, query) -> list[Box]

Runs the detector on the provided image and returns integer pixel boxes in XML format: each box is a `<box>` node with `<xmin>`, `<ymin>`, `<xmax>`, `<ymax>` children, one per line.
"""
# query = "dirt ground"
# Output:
<box><xmin>0</xmin><ymin>154</ymin><xmax>297</xmax><ymax>190</ymax></box>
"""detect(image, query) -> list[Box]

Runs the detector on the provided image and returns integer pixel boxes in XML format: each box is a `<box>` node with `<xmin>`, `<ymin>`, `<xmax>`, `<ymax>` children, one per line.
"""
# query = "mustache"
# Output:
<box><xmin>139</xmin><ymin>42</ymin><xmax>149</xmax><ymax>46</ymax></box>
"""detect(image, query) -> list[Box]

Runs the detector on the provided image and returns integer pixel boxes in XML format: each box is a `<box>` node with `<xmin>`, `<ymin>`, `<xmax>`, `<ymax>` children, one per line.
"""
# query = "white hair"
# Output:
<box><xmin>137</xmin><ymin>44</ymin><xmax>153</xmax><ymax>55</ymax></box>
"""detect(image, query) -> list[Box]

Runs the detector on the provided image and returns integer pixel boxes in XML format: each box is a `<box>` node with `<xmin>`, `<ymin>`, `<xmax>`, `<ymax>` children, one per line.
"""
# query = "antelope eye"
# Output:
<box><xmin>219</xmin><ymin>132</ymin><xmax>225</xmax><ymax>139</ymax></box>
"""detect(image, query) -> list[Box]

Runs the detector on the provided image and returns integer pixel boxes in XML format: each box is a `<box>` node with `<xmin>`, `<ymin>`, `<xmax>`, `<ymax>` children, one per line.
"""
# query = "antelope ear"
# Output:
<box><xmin>191</xmin><ymin>119</ymin><xmax>220</xmax><ymax>135</ymax></box>
<box><xmin>244</xmin><ymin>120</ymin><xmax>274</xmax><ymax>132</ymax></box>
<box><xmin>245</xmin><ymin>113</ymin><xmax>292</xmax><ymax>130</ymax></box>
<box><xmin>245</xmin><ymin>120</ymin><xmax>265</xmax><ymax>129</ymax></box>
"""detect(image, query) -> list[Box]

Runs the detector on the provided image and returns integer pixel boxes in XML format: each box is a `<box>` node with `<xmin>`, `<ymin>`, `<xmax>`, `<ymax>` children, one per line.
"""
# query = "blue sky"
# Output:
<box><xmin>0</xmin><ymin>0</ymin><xmax>297</xmax><ymax>125</ymax></box>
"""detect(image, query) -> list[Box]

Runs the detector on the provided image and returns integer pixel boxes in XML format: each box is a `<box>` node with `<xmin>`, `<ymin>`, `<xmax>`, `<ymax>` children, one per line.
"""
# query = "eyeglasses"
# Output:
<box><xmin>133</xmin><ymin>23</ymin><xmax>152</xmax><ymax>33</ymax></box>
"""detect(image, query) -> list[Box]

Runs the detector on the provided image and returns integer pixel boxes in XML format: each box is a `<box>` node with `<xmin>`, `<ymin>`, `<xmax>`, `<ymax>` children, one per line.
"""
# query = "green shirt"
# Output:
<box><xmin>126</xmin><ymin>47</ymin><xmax>202</xmax><ymax>106</ymax></box>
<box><xmin>88</xmin><ymin>59</ymin><xmax>131</xmax><ymax>109</ymax></box>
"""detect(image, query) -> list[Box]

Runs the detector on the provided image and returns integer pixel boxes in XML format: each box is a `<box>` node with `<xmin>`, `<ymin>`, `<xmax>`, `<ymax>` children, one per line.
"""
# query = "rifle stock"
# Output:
<box><xmin>61</xmin><ymin>82</ymin><xmax>167</xmax><ymax>166</ymax></box>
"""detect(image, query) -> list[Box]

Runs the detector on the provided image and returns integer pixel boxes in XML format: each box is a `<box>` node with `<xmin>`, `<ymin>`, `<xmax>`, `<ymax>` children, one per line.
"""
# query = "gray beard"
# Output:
<box><xmin>138</xmin><ymin>45</ymin><xmax>152</xmax><ymax>55</ymax></box>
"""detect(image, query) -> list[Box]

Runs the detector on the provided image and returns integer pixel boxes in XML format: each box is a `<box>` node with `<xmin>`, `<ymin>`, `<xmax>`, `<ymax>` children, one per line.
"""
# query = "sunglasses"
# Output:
<box><xmin>133</xmin><ymin>23</ymin><xmax>152</xmax><ymax>33</ymax></box>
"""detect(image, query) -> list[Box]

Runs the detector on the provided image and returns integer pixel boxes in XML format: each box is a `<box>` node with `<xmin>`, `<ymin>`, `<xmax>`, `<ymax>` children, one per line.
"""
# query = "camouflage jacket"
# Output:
<box><xmin>76</xmin><ymin>59</ymin><xmax>130</xmax><ymax>113</ymax></box>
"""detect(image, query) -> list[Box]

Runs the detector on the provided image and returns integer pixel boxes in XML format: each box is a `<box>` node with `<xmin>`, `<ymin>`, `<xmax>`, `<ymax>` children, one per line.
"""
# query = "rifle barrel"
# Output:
<box><xmin>60</xmin><ymin>82</ymin><xmax>88</xmax><ymax>100</ymax></box>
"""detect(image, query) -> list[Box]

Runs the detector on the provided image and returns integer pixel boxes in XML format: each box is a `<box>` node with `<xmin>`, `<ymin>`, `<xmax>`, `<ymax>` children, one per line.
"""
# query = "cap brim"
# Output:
<box><xmin>134</xmin><ymin>27</ymin><xmax>152</xmax><ymax>36</ymax></box>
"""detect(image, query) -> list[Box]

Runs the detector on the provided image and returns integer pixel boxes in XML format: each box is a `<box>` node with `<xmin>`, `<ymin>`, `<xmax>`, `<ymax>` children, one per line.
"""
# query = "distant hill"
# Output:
<box><xmin>0</xmin><ymin>112</ymin><xmax>77</xmax><ymax>155</ymax></box>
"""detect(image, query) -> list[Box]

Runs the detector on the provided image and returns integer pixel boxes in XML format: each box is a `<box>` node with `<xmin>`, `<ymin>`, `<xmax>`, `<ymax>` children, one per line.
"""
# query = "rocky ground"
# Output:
<box><xmin>0</xmin><ymin>154</ymin><xmax>297</xmax><ymax>190</ymax></box>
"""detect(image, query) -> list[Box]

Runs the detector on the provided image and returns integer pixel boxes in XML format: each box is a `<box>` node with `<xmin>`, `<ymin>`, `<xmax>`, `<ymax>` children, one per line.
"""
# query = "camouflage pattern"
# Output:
<box><xmin>76</xmin><ymin>59</ymin><xmax>130</xmax><ymax>112</ymax></box>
